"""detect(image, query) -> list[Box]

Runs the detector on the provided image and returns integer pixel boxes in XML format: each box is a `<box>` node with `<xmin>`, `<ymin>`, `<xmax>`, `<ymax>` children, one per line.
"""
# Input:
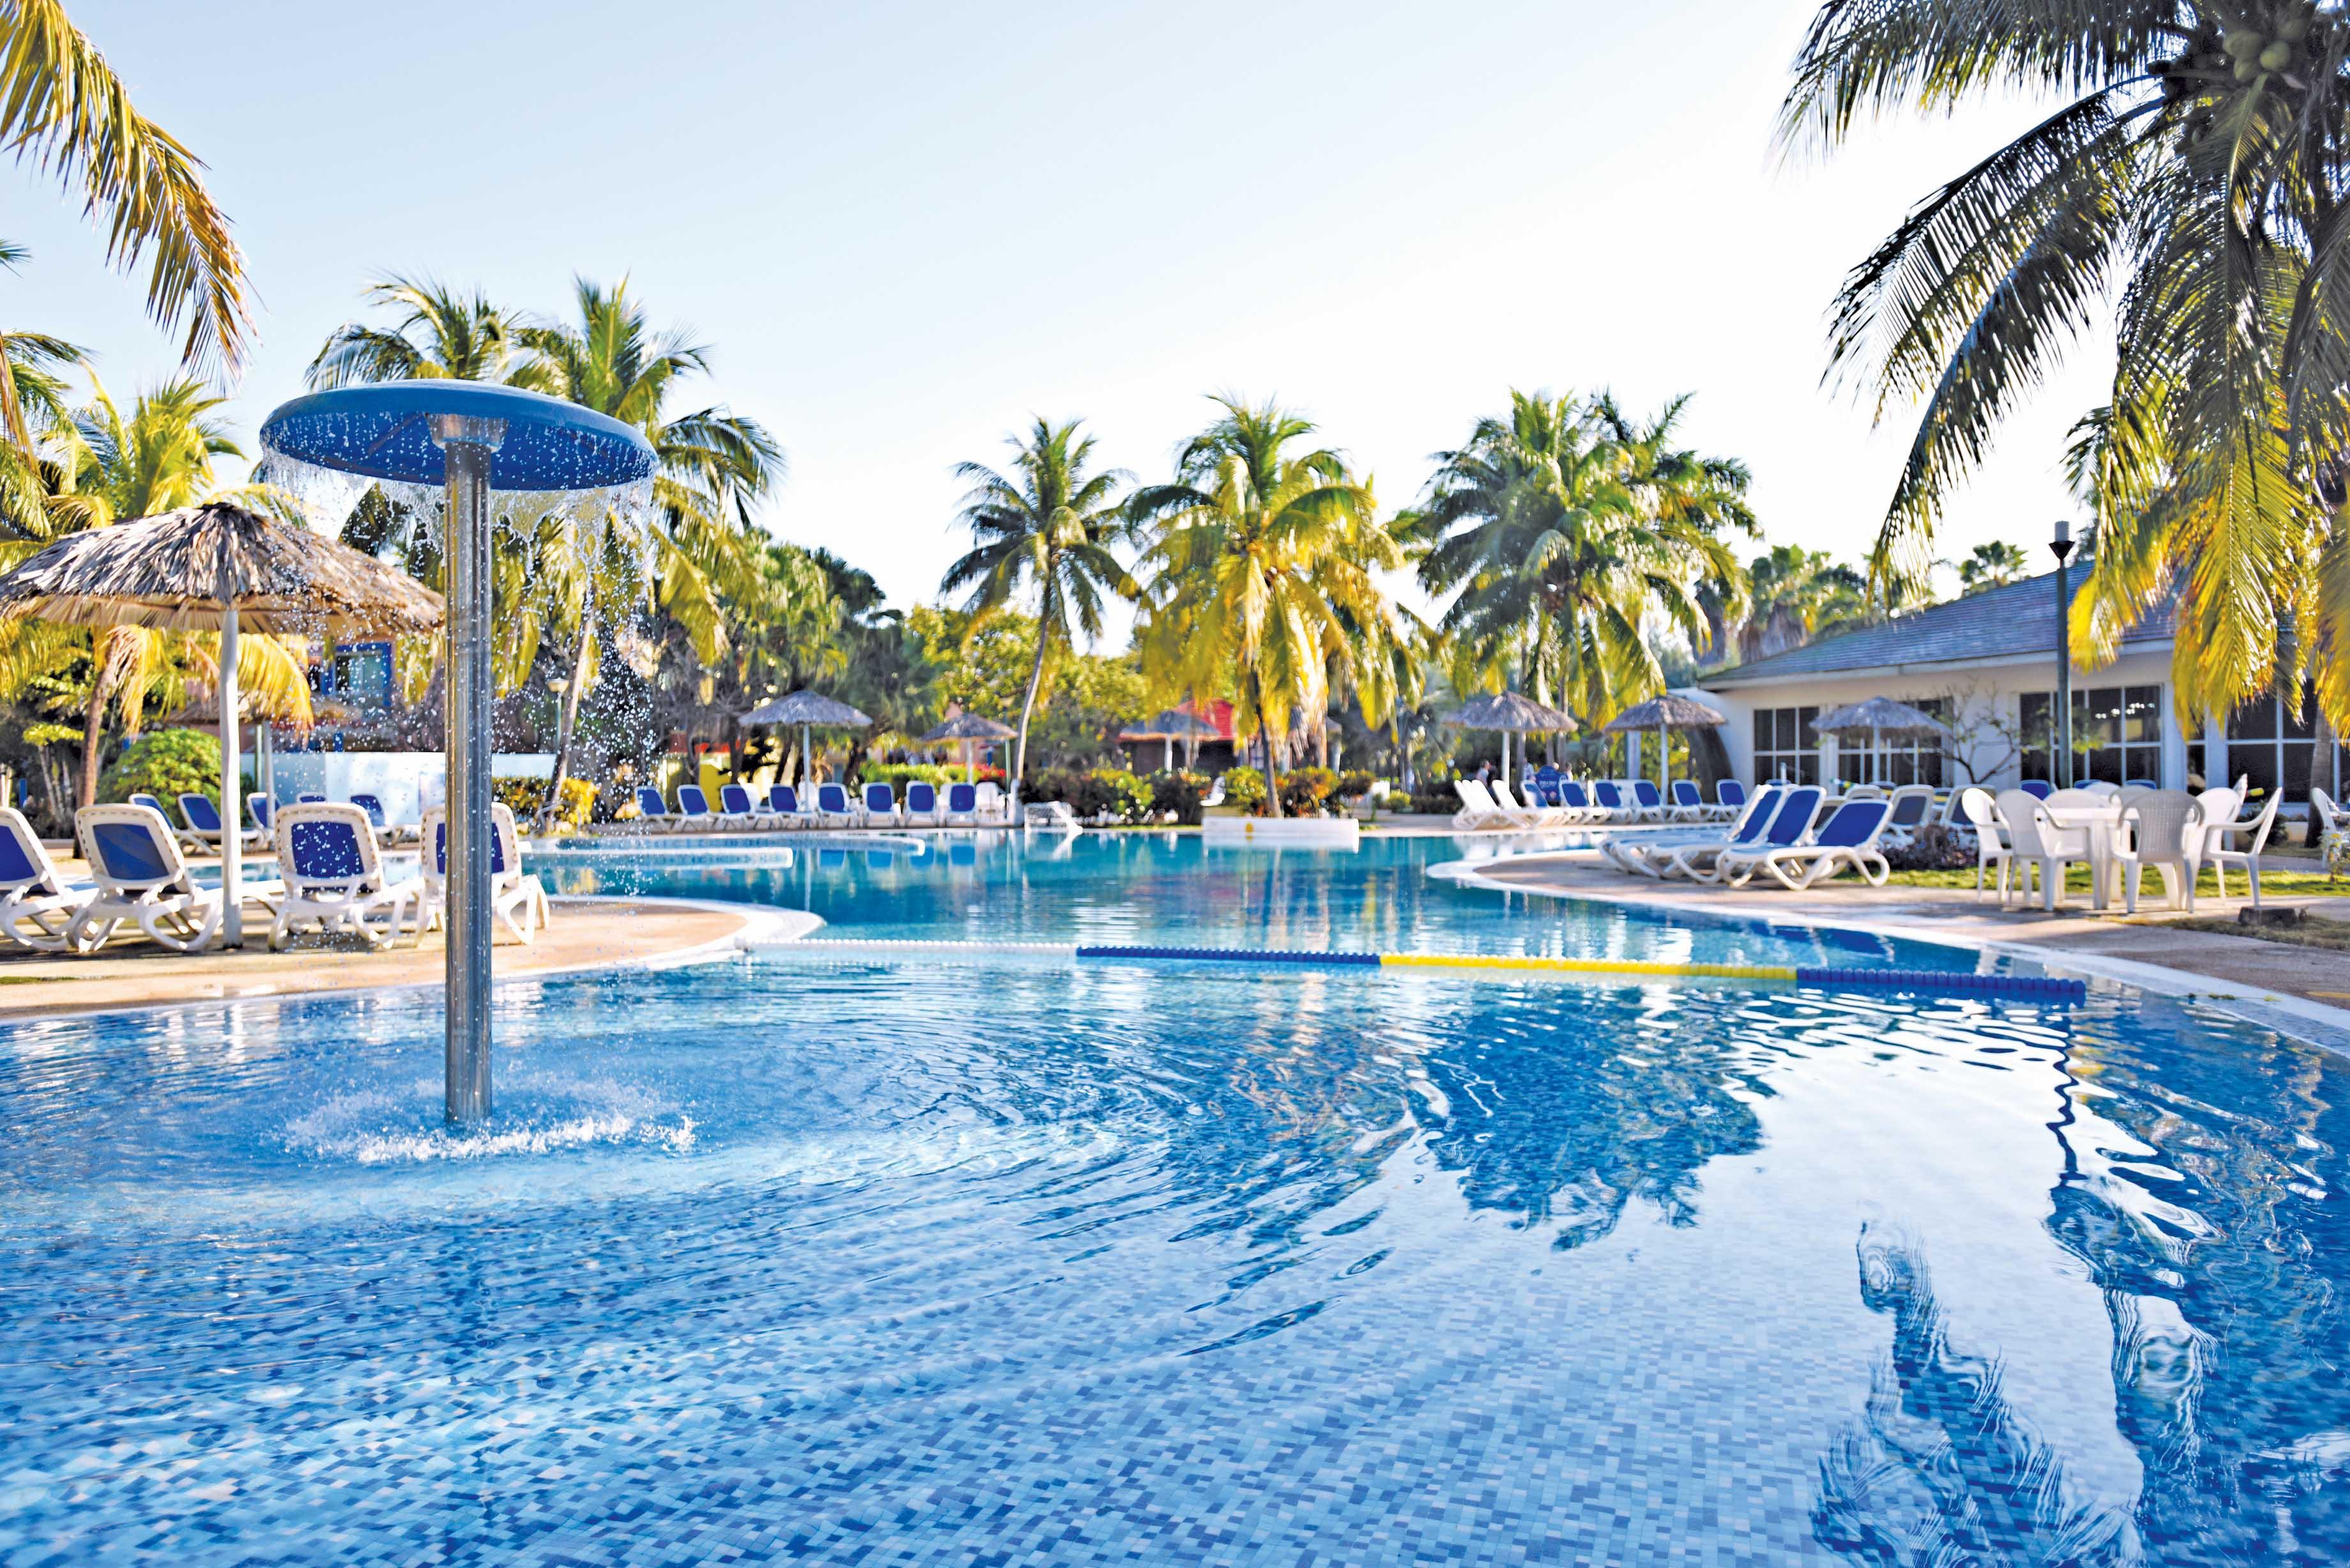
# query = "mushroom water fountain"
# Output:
<box><xmin>259</xmin><ymin>382</ymin><xmax>656</xmax><ymax>1124</ymax></box>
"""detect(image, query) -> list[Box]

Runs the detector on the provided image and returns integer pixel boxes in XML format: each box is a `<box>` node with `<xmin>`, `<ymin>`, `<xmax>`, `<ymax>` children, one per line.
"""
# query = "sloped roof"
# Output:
<box><xmin>1706</xmin><ymin>564</ymin><xmax>2172</xmax><ymax>687</ymax></box>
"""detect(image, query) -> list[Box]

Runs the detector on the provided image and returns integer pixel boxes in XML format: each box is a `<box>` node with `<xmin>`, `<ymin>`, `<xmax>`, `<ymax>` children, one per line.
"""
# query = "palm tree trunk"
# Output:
<box><xmin>1250</xmin><ymin>667</ymin><xmax>1282</xmax><ymax>818</ymax></box>
<box><xmin>538</xmin><ymin>615</ymin><xmax>595</xmax><ymax>834</ymax></box>
<box><xmin>79</xmin><ymin>679</ymin><xmax>110</xmax><ymax>813</ymax></box>
<box><xmin>1012</xmin><ymin>622</ymin><xmax>1049</xmax><ymax>788</ymax></box>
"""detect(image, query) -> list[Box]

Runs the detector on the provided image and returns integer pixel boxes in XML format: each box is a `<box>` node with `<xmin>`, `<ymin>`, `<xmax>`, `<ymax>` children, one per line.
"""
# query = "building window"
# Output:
<box><xmin>2227</xmin><ymin>683</ymin><xmax>2319</xmax><ymax>805</ymax></box>
<box><xmin>1830</xmin><ymin>697</ymin><xmax>1949</xmax><ymax>788</ymax></box>
<box><xmin>320</xmin><ymin>640</ymin><xmax>393</xmax><ymax>712</ymax></box>
<box><xmin>2020</xmin><ymin>685</ymin><xmax>2162</xmax><ymax>786</ymax></box>
<box><xmin>1752</xmin><ymin>705</ymin><xmax>1819</xmax><ymax>785</ymax></box>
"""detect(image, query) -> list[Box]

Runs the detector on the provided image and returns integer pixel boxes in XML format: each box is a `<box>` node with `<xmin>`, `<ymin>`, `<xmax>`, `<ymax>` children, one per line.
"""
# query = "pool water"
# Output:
<box><xmin>3</xmin><ymin>835</ymin><xmax>2346</xmax><ymax>1564</ymax></box>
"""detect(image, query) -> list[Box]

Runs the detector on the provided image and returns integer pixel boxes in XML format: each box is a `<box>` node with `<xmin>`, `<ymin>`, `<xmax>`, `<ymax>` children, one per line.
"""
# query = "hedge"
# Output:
<box><xmin>99</xmin><ymin>730</ymin><xmax>220</xmax><ymax>809</ymax></box>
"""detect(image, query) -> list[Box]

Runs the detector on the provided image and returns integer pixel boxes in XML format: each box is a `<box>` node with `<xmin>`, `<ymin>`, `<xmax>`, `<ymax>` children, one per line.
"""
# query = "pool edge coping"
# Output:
<box><xmin>1427</xmin><ymin>856</ymin><xmax>2350</xmax><ymax>1056</ymax></box>
<box><xmin>0</xmin><ymin>897</ymin><xmax>821</xmax><ymax>1027</ymax></box>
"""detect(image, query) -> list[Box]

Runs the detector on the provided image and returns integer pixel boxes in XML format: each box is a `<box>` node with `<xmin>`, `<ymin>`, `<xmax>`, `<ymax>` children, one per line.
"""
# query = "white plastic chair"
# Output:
<box><xmin>269</xmin><ymin>802</ymin><xmax>424</xmax><ymax>949</ymax></box>
<box><xmin>2187</xmin><ymin>786</ymin><xmax>2240</xmax><ymax>871</ymax></box>
<box><xmin>1994</xmin><ymin>788</ymin><xmax>2091</xmax><ymax>912</ymax></box>
<box><xmin>974</xmin><ymin>781</ymin><xmax>1010</xmax><ymax>822</ymax></box>
<box><xmin>1959</xmin><ymin>787</ymin><xmax>2009</xmax><ymax>900</ymax></box>
<box><xmin>2312</xmin><ymin>785</ymin><xmax>2350</xmax><ymax>876</ymax></box>
<box><xmin>2114</xmin><ymin>790</ymin><xmax>2201</xmax><ymax>914</ymax></box>
<box><xmin>69</xmin><ymin>803</ymin><xmax>225</xmax><ymax>952</ymax></box>
<box><xmin>0</xmin><ymin>806</ymin><xmax>91</xmax><ymax>951</ymax></box>
<box><xmin>2204</xmin><ymin>788</ymin><xmax>2282</xmax><ymax>908</ymax></box>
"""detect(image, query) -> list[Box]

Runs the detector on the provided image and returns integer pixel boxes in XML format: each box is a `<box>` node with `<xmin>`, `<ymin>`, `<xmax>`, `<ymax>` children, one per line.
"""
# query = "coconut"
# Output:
<box><xmin>2280</xmin><ymin>15</ymin><xmax>2312</xmax><ymax>43</ymax></box>
<box><xmin>2225</xmin><ymin>28</ymin><xmax>2265</xmax><ymax>58</ymax></box>
<box><xmin>2261</xmin><ymin>40</ymin><xmax>2294</xmax><ymax>70</ymax></box>
<box><xmin>2236</xmin><ymin>57</ymin><xmax>2262</xmax><ymax>81</ymax></box>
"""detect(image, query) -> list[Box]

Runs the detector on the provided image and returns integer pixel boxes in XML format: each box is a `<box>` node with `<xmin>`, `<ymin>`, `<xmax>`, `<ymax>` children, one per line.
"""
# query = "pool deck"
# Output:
<box><xmin>0</xmin><ymin>886</ymin><xmax>810</xmax><ymax>1021</ymax></box>
<box><xmin>1445</xmin><ymin>843</ymin><xmax>2350</xmax><ymax>1027</ymax></box>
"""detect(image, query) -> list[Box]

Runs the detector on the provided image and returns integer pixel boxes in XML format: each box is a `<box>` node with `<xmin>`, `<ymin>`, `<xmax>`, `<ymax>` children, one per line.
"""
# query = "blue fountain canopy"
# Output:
<box><xmin>259</xmin><ymin>381</ymin><xmax>656</xmax><ymax>493</ymax></box>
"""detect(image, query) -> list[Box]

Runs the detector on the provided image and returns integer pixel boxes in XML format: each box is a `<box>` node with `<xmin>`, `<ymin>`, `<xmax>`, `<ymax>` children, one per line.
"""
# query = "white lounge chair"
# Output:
<box><xmin>176</xmin><ymin>791</ymin><xmax>262</xmax><ymax>854</ymax></box>
<box><xmin>1781</xmin><ymin>798</ymin><xmax>1896</xmax><ymax>889</ymax></box>
<box><xmin>421</xmin><ymin>803</ymin><xmax>551</xmax><ymax>944</ymax></box>
<box><xmin>944</xmin><ymin>781</ymin><xmax>980</xmax><ymax>827</ymax></box>
<box><xmin>1492</xmin><ymin>780</ymin><xmax>1568</xmax><ymax>827</ymax></box>
<box><xmin>815</xmin><ymin>782</ymin><xmax>860</xmax><ymax>828</ymax></box>
<box><xmin>0</xmin><ymin>806</ymin><xmax>91</xmax><ymax>951</ymax></box>
<box><xmin>1651</xmin><ymin>787</ymin><xmax>1791</xmax><ymax>881</ymax></box>
<box><xmin>1604</xmin><ymin>787</ymin><xmax>1782</xmax><ymax>878</ymax></box>
<box><xmin>674</xmin><ymin>785</ymin><xmax>719</xmax><ymax>830</ymax></box>
<box><xmin>716</xmin><ymin>783</ymin><xmax>766</xmax><ymax>829</ymax></box>
<box><xmin>269</xmin><ymin>802</ymin><xmax>424</xmax><ymax>949</ymax></box>
<box><xmin>762</xmin><ymin>783</ymin><xmax>814</xmax><ymax>827</ymax></box>
<box><xmin>904</xmin><ymin>780</ymin><xmax>945</xmax><ymax>825</ymax></box>
<box><xmin>68</xmin><ymin>803</ymin><xmax>225</xmax><ymax>953</ymax></box>
<box><xmin>2203</xmin><ymin>788</ymin><xmax>2282</xmax><ymax>908</ymax></box>
<box><xmin>1452</xmin><ymin>779</ymin><xmax>1511</xmax><ymax>830</ymax></box>
<box><xmin>633</xmin><ymin>786</ymin><xmax>683</xmax><ymax>832</ymax></box>
<box><xmin>861</xmin><ymin>782</ymin><xmax>902</xmax><ymax>825</ymax></box>
<box><xmin>1024</xmin><ymin>799</ymin><xmax>1081</xmax><ymax>832</ymax></box>
<box><xmin>1699</xmin><ymin>787</ymin><xmax>1832</xmax><ymax>887</ymax></box>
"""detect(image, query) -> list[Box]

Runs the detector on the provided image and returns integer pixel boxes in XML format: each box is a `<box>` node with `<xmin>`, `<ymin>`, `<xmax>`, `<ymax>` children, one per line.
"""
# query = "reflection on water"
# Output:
<box><xmin>3</xmin><ymin>843</ymin><xmax>2347</xmax><ymax>1560</ymax></box>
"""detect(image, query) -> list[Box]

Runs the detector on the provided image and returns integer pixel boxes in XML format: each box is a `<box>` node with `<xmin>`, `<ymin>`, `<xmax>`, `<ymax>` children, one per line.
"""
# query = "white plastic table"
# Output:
<box><xmin>2039</xmin><ymin>800</ymin><xmax>2127</xmax><ymax>910</ymax></box>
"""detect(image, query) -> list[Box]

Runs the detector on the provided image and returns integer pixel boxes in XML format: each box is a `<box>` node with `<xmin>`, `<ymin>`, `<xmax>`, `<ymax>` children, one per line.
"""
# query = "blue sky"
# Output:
<box><xmin>16</xmin><ymin>0</ymin><xmax>2110</xmax><ymax>628</ymax></box>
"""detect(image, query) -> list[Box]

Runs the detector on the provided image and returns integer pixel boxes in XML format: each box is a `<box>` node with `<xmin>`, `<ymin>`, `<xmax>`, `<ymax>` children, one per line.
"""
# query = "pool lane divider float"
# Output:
<box><xmin>756</xmin><ymin>939</ymin><xmax>2086</xmax><ymax>1003</ymax></box>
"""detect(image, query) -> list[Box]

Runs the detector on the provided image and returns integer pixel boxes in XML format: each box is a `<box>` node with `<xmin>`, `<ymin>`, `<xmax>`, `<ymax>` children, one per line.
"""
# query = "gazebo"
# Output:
<box><xmin>741</xmin><ymin>688</ymin><xmax>874</xmax><ymax>790</ymax></box>
<box><xmin>1601</xmin><ymin>693</ymin><xmax>1727</xmax><ymax>796</ymax></box>
<box><xmin>920</xmin><ymin>711</ymin><xmax>1015</xmax><ymax>783</ymax></box>
<box><xmin>1121</xmin><ymin>707</ymin><xmax>1221</xmax><ymax>772</ymax></box>
<box><xmin>1813</xmin><ymin>697</ymin><xmax>1957</xmax><ymax>788</ymax></box>
<box><xmin>1443</xmin><ymin>691</ymin><xmax>1577</xmax><ymax>785</ymax></box>
<box><xmin>0</xmin><ymin>500</ymin><xmax>444</xmax><ymax>946</ymax></box>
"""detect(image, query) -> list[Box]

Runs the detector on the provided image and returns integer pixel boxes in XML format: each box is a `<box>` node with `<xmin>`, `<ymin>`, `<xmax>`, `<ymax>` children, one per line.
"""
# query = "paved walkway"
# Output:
<box><xmin>1456</xmin><ymin>847</ymin><xmax>2350</xmax><ymax>1012</ymax></box>
<box><xmin>0</xmin><ymin>898</ymin><xmax>775</xmax><ymax>1020</ymax></box>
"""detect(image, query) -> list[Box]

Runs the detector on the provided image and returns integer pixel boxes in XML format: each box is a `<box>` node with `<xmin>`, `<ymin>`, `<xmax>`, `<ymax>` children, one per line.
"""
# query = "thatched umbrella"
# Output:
<box><xmin>1443</xmin><ymin>690</ymin><xmax>1577</xmax><ymax>786</ymax></box>
<box><xmin>741</xmin><ymin>688</ymin><xmax>874</xmax><ymax>790</ymax></box>
<box><xmin>1121</xmin><ymin>707</ymin><xmax>1221</xmax><ymax>773</ymax></box>
<box><xmin>1602</xmin><ymin>693</ymin><xmax>1725</xmax><ymax>795</ymax></box>
<box><xmin>1814</xmin><ymin>697</ymin><xmax>1956</xmax><ymax>788</ymax></box>
<box><xmin>0</xmin><ymin>501</ymin><xmax>443</xmax><ymax>944</ymax></box>
<box><xmin>920</xmin><ymin>711</ymin><xmax>1015</xmax><ymax>783</ymax></box>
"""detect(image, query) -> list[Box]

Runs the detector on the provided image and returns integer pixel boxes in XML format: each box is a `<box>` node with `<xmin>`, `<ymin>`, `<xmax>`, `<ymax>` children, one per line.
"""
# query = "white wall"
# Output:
<box><xmin>1701</xmin><ymin>647</ymin><xmax>2180</xmax><ymax>790</ymax></box>
<box><xmin>250</xmin><ymin>752</ymin><xmax>557</xmax><ymax>826</ymax></box>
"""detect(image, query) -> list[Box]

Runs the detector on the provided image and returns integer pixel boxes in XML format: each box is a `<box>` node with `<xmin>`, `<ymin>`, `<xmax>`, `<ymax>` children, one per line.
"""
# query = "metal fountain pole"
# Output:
<box><xmin>2051</xmin><ymin>518</ymin><xmax>2077</xmax><ymax>790</ymax></box>
<box><xmin>218</xmin><ymin>587</ymin><xmax>243</xmax><ymax>949</ymax></box>
<box><xmin>435</xmin><ymin>413</ymin><xmax>506</xmax><ymax>1124</ymax></box>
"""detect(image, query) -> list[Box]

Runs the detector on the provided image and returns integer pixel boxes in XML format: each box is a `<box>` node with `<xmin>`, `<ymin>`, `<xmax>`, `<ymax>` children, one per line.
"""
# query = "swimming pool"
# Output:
<box><xmin>3</xmin><ymin>834</ymin><xmax>2346</xmax><ymax>1562</ymax></box>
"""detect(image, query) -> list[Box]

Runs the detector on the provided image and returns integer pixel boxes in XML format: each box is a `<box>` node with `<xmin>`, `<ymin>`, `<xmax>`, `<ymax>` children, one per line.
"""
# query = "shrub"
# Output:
<box><xmin>1277</xmin><ymin>767</ymin><xmax>1340</xmax><ymax>816</ymax></box>
<box><xmin>1030</xmin><ymin>766</ymin><xmax>1155</xmax><ymax>822</ymax></box>
<box><xmin>1336</xmin><ymin>770</ymin><xmax>1376</xmax><ymax>801</ymax></box>
<box><xmin>494</xmin><ymin>774</ymin><xmax>598</xmax><ymax>828</ymax></box>
<box><xmin>1149</xmin><ymin>770</ymin><xmax>1209</xmax><ymax>826</ymax></box>
<box><xmin>1883</xmin><ymin>823</ymin><xmax>1973</xmax><ymax>873</ymax></box>
<box><xmin>1217</xmin><ymin>768</ymin><xmax>1268</xmax><ymax>815</ymax></box>
<box><xmin>865</xmin><ymin>761</ymin><xmax>1005</xmax><ymax>790</ymax></box>
<box><xmin>99</xmin><ymin>728</ymin><xmax>220</xmax><ymax>808</ymax></box>
<box><xmin>1408</xmin><ymin>781</ymin><xmax>1460</xmax><ymax>816</ymax></box>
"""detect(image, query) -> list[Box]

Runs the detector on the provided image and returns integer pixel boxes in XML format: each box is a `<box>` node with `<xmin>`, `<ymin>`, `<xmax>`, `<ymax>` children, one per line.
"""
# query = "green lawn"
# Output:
<box><xmin>1884</xmin><ymin>862</ymin><xmax>2350</xmax><ymax>898</ymax></box>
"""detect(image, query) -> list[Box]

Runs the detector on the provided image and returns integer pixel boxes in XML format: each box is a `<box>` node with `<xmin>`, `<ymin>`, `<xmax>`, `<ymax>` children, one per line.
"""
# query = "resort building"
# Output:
<box><xmin>1697</xmin><ymin>564</ymin><xmax>2342</xmax><ymax>803</ymax></box>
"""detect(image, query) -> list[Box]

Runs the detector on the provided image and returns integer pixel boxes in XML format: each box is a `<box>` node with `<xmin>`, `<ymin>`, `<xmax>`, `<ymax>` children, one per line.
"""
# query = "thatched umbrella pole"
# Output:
<box><xmin>218</xmin><ymin>598</ymin><xmax>243</xmax><ymax>942</ymax></box>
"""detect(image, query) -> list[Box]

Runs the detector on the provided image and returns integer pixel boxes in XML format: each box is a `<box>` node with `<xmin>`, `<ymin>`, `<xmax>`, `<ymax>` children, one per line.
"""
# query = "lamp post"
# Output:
<box><xmin>2051</xmin><ymin>518</ymin><xmax>2077</xmax><ymax>788</ymax></box>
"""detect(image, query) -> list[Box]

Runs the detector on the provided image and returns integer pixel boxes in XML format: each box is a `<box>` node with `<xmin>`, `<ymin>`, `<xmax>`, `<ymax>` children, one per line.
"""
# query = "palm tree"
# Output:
<box><xmin>1957</xmin><ymin>539</ymin><xmax>2032</xmax><ymax>595</ymax></box>
<box><xmin>44</xmin><ymin>378</ymin><xmax>308</xmax><ymax>808</ymax></box>
<box><xmin>307</xmin><ymin>275</ymin><xmax>542</xmax><ymax>389</ymax></box>
<box><xmin>517</xmin><ymin>278</ymin><xmax>783</xmax><ymax>826</ymax></box>
<box><xmin>1418</xmin><ymin>391</ymin><xmax>1740</xmax><ymax>724</ymax></box>
<box><xmin>1782</xmin><ymin>0</ymin><xmax>2350</xmax><ymax>731</ymax></box>
<box><xmin>0</xmin><ymin>1</ymin><xmax>252</xmax><ymax>375</ymax></box>
<box><xmin>1734</xmin><ymin>545</ymin><xmax>1874</xmax><ymax>663</ymax></box>
<box><xmin>1131</xmin><ymin>396</ymin><xmax>1403</xmax><ymax>815</ymax></box>
<box><xmin>940</xmin><ymin>418</ymin><xmax>1133</xmax><ymax>786</ymax></box>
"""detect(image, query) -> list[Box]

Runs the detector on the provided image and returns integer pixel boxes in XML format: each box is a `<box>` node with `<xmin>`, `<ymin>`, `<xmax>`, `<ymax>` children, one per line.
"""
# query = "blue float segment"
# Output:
<box><xmin>261</xmin><ymin>381</ymin><xmax>656</xmax><ymax>492</ymax></box>
<box><xmin>1794</xmin><ymin>966</ymin><xmax>2086</xmax><ymax>1003</ymax></box>
<box><xmin>1076</xmin><ymin>944</ymin><xmax>1381</xmax><ymax>968</ymax></box>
